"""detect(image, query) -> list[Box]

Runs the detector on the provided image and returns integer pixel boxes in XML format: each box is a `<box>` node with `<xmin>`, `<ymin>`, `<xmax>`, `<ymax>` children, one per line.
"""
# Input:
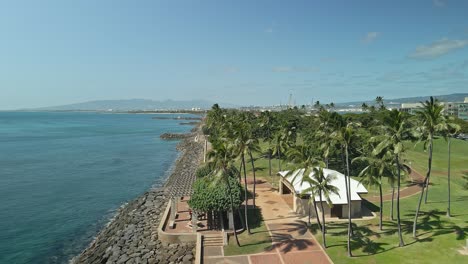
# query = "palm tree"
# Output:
<box><xmin>316</xmin><ymin>110</ymin><xmax>335</xmax><ymax>169</ymax></box>
<box><xmin>361</xmin><ymin>102</ymin><xmax>369</xmax><ymax>112</ymax></box>
<box><xmin>314</xmin><ymin>100</ymin><xmax>321</xmax><ymax>110</ymax></box>
<box><xmin>272</xmin><ymin>126</ymin><xmax>292</xmax><ymax>171</ymax></box>
<box><xmin>207</xmin><ymin>140</ymin><xmax>241</xmax><ymax>246</ymax></box>
<box><xmin>246</xmin><ymin>135</ymin><xmax>261</xmax><ymax>208</ymax></box>
<box><xmin>286</xmin><ymin>145</ymin><xmax>323</xmax><ymax>229</ymax></box>
<box><xmin>375</xmin><ymin>96</ymin><xmax>385</xmax><ymax>110</ymax></box>
<box><xmin>413</xmin><ymin>96</ymin><xmax>445</xmax><ymax>237</ymax></box>
<box><xmin>302</xmin><ymin>166</ymin><xmax>339</xmax><ymax>248</ymax></box>
<box><xmin>231</xmin><ymin>114</ymin><xmax>252</xmax><ymax>234</ymax></box>
<box><xmin>259</xmin><ymin>111</ymin><xmax>276</xmax><ymax>176</ymax></box>
<box><xmin>389</xmin><ymin>176</ymin><xmax>397</xmax><ymax>221</ymax></box>
<box><xmin>331</xmin><ymin>120</ymin><xmax>360</xmax><ymax>256</ymax></box>
<box><xmin>441</xmin><ymin>119</ymin><xmax>461</xmax><ymax>217</ymax></box>
<box><xmin>373</xmin><ymin>110</ymin><xmax>411</xmax><ymax>247</ymax></box>
<box><xmin>353</xmin><ymin>148</ymin><xmax>392</xmax><ymax>231</ymax></box>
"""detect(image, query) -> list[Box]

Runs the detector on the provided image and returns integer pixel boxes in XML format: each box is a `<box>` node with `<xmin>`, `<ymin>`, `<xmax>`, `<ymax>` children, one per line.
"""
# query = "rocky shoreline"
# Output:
<box><xmin>71</xmin><ymin>127</ymin><xmax>204</xmax><ymax>264</ymax></box>
<box><xmin>160</xmin><ymin>133</ymin><xmax>192</xmax><ymax>140</ymax></box>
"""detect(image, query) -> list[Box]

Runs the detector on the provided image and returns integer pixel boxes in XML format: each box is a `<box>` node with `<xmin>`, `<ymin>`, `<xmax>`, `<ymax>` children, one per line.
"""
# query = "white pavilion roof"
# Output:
<box><xmin>279</xmin><ymin>168</ymin><xmax>368</xmax><ymax>205</ymax></box>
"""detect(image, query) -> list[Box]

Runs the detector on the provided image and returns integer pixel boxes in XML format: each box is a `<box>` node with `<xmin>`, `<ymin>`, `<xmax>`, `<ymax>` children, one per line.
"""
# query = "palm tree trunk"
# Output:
<box><xmin>391</xmin><ymin>186</ymin><xmax>395</xmax><ymax>221</ymax></box>
<box><xmin>242</xmin><ymin>154</ymin><xmax>251</xmax><ymax>234</ymax></box>
<box><xmin>396</xmin><ymin>155</ymin><xmax>405</xmax><ymax>247</ymax></box>
<box><xmin>224</xmin><ymin>168</ymin><xmax>240</xmax><ymax>246</ymax></box>
<box><xmin>238</xmin><ymin>160</ymin><xmax>243</xmax><ymax>183</ymax></box>
<box><xmin>278</xmin><ymin>146</ymin><xmax>282</xmax><ymax>171</ymax></box>
<box><xmin>424</xmin><ymin>137</ymin><xmax>434</xmax><ymax>204</ymax></box>
<box><xmin>379</xmin><ymin>184</ymin><xmax>383</xmax><ymax>231</ymax></box>
<box><xmin>319</xmin><ymin>192</ymin><xmax>327</xmax><ymax>248</ymax></box>
<box><xmin>345</xmin><ymin>146</ymin><xmax>352</xmax><ymax>257</ymax></box>
<box><xmin>341</xmin><ymin>148</ymin><xmax>351</xmax><ymax>211</ymax></box>
<box><xmin>413</xmin><ymin>138</ymin><xmax>433</xmax><ymax>237</ymax></box>
<box><xmin>313</xmin><ymin>199</ymin><xmax>322</xmax><ymax>230</ymax></box>
<box><xmin>248</xmin><ymin>151</ymin><xmax>256</xmax><ymax>208</ymax></box>
<box><xmin>268</xmin><ymin>148</ymin><xmax>272</xmax><ymax>176</ymax></box>
<box><xmin>447</xmin><ymin>137</ymin><xmax>451</xmax><ymax>217</ymax></box>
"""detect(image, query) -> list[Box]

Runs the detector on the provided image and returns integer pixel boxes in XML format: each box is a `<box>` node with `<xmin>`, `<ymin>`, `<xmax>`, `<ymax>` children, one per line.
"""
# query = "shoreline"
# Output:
<box><xmin>71</xmin><ymin>124</ymin><xmax>204</xmax><ymax>264</ymax></box>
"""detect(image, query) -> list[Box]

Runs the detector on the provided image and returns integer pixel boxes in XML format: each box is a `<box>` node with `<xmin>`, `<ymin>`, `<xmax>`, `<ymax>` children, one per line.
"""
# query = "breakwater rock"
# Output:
<box><xmin>179</xmin><ymin>122</ymin><xmax>200</xmax><ymax>126</ymax></box>
<box><xmin>72</xmin><ymin>189</ymin><xmax>194</xmax><ymax>264</ymax></box>
<box><xmin>160</xmin><ymin>133</ymin><xmax>192</xmax><ymax>140</ymax></box>
<box><xmin>72</xmin><ymin>130</ymin><xmax>205</xmax><ymax>264</ymax></box>
<box><xmin>152</xmin><ymin>117</ymin><xmax>202</xmax><ymax>121</ymax></box>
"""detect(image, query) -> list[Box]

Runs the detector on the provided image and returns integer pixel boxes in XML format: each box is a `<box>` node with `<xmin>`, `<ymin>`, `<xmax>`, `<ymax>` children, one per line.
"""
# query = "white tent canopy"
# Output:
<box><xmin>279</xmin><ymin>168</ymin><xmax>368</xmax><ymax>205</ymax></box>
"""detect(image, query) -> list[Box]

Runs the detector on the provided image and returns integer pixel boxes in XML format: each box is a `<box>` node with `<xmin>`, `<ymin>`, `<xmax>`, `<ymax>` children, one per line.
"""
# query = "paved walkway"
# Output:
<box><xmin>203</xmin><ymin>184</ymin><xmax>333</xmax><ymax>264</ymax></box>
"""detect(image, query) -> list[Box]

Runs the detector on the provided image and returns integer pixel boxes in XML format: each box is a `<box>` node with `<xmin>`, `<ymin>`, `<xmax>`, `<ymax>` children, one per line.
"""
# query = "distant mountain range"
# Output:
<box><xmin>34</xmin><ymin>99</ymin><xmax>237</xmax><ymax>111</ymax></box>
<box><xmin>21</xmin><ymin>93</ymin><xmax>468</xmax><ymax>111</ymax></box>
<box><xmin>338</xmin><ymin>93</ymin><xmax>468</xmax><ymax>107</ymax></box>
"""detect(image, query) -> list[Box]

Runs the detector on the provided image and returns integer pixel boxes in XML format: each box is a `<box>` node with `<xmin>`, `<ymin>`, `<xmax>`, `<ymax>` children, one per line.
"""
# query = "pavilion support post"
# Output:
<box><xmin>192</xmin><ymin>211</ymin><xmax>198</xmax><ymax>232</ymax></box>
<box><xmin>169</xmin><ymin>197</ymin><xmax>177</xmax><ymax>228</ymax></box>
<box><xmin>228</xmin><ymin>211</ymin><xmax>234</xmax><ymax>230</ymax></box>
<box><xmin>278</xmin><ymin>178</ymin><xmax>283</xmax><ymax>194</ymax></box>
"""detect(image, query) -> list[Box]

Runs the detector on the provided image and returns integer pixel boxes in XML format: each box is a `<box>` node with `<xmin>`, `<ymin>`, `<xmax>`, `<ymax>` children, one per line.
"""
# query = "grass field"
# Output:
<box><xmin>223</xmin><ymin>209</ymin><xmax>272</xmax><ymax>256</ymax></box>
<box><xmin>227</xmin><ymin>138</ymin><xmax>468</xmax><ymax>263</ymax></box>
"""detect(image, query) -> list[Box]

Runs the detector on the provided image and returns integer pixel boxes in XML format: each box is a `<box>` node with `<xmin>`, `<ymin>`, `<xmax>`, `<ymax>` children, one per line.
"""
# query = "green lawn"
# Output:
<box><xmin>224</xmin><ymin>208</ymin><xmax>272</xmax><ymax>256</ymax></box>
<box><xmin>320</xmin><ymin>138</ymin><xmax>468</xmax><ymax>263</ymax></box>
<box><xmin>229</xmin><ymin>138</ymin><xmax>468</xmax><ymax>263</ymax></box>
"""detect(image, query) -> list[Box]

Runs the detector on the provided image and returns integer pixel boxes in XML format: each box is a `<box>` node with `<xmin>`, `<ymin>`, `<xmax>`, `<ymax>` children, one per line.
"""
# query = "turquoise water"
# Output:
<box><xmin>0</xmin><ymin>112</ymin><xmax>194</xmax><ymax>264</ymax></box>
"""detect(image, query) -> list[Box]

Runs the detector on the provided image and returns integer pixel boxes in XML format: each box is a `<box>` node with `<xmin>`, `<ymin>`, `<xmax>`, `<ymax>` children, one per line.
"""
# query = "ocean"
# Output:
<box><xmin>0</xmin><ymin>111</ymin><xmax>195</xmax><ymax>263</ymax></box>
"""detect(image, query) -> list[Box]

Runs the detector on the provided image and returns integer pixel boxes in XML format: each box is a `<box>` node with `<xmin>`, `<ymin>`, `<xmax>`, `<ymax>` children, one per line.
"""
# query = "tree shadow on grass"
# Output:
<box><xmin>248</xmin><ymin>207</ymin><xmax>265</xmax><ymax>230</ymax></box>
<box><xmin>324</xmin><ymin>209</ymin><xmax>468</xmax><ymax>257</ymax></box>
<box><xmin>404</xmin><ymin>209</ymin><xmax>468</xmax><ymax>242</ymax></box>
<box><xmin>325</xmin><ymin>222</ymin><xmax>391</xmax><ymax>255</ymax></box>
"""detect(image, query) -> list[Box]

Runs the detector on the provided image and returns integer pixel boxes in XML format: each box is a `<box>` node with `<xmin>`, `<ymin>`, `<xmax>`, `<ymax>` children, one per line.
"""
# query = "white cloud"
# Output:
<box><xmin>265</xmin><ymin>28</ymin><xmax>273</xmax><ymax>33</ymax></box>
<box><xmin>362</xmin><ymin>32</ymin><xmax>380</xmax><ymax>44</ymax></box>
<box><xmin>408</xmin><ymin>38</ymin><xmax>468</xmax><ymax>59</ymax></box>
<box><xmin>272</xmin><ymin>66</ymin><xmax>319</xmax><ymax>73</ymax></box>
<box><xmin>433</xmin><ymin>0</ymin><xmax>446</xmax><ymax>7</ymax></box>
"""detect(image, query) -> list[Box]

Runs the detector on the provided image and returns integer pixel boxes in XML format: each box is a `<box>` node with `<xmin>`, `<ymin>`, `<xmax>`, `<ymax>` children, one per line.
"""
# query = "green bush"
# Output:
<box><xmin>188</xmin><ymin>172</ymin><xmax>243</xmax><ymax>213</ymax></box>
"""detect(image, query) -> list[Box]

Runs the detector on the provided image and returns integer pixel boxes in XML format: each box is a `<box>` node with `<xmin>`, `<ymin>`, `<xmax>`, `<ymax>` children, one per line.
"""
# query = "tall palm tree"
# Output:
<box><xmin>231</xmin><ymin>114</ymin><xmax>252</xmax><ymax>234</ymax></box>
<box><xmin>259</xmin><ymin>111</ymin><xmax>276</xmax><ymax>176</ymax></box>
<box><xmin>375</xmin><ymin>96</ymin><xmax>385</xmax><ymax>110</ymax></box>
<box><xmin>302</xmin><ymin>166</ymin><xmax>339</xmax><ymax>248</ymax></box>
<box><xmin>373</xmin><ymin>110</ymin><xmax>411</xmax><ymax>247</ymax></box>
<box><xmin>413</xmin><ymin>96</ymin><xmax>445</xmax><ymax>237</ymax></box>
<box><xmin>353</xmin><ymin>149</ymin><xmax>392</xmax><ymax>231</ymax></box>
<box><xmin>316</xmin><ymin>110</ymin><xmax>335</xmax><ymax>169</ymax></box>
<box><xmin>207</xmin><ymin>140</ymin><xmax>241</xmax><ymax>246</ymax></box>
<box><xmin>361</xmin><ymin>102</ymin><xmax>369</xmax><ymax>112</ymax></box>
<box><xmin>286</xmin><ymin>145</ymin><xmax>323</xmax><ymax>229</ymax></box>
<box><xmin>331</xmin><ymin>120</ymin><xmax>360</xmax><ymax>256</ymax></box>
<box><xmin>272</xmin><ymin>125</ymin><xmax>294</xmax><ymax>171</ymax></box>
<box><xmin>246</xmin><ymin>135</ymin><xmax>261</xmax><ymax>208</ymax></box>
<box><xmin>441</xmin><ymin>119</ymin><xmax>461</xmax><ymax>217</ymax></box>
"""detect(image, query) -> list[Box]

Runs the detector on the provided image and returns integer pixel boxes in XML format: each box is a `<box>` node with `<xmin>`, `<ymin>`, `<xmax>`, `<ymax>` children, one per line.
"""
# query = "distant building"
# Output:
<box><xmin>400</xmin><ymin>99</ymin><xmax>468</xmax><ymax>121</ymax></box>
<box><xmin>457</xmin><ymin>102</ymin><xmax>468</xmax><ymax>121</ymax></box>
<box><xmin>400</xmin><ymin>103</ymin><xmax>423</xmax><ymax>114</ymax></box>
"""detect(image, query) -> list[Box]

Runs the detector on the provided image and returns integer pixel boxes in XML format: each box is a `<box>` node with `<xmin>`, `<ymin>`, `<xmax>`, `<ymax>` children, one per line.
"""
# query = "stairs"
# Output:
<box><xmin>203</xmin><ymin>233</ymin><xmax>224</xmax><ymax>247</ymax></box>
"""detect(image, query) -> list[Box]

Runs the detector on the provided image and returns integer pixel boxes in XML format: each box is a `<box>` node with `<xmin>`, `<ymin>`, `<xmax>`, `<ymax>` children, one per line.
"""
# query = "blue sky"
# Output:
<box><xmin>1</xmin><ymin>0</ymin><xmax>468</xmax><ymax>109</ymax></box>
